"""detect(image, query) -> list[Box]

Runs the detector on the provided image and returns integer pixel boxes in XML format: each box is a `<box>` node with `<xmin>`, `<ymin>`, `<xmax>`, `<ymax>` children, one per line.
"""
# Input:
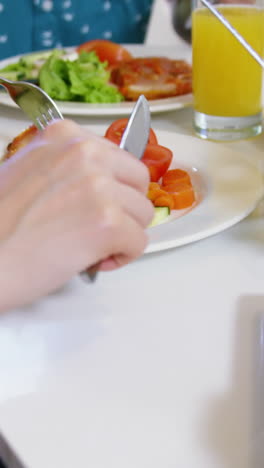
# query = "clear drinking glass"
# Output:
<box><xmin>192</xmin><ymin>0</ymin><xmax>264</xmax><ymax>140</ymax></box>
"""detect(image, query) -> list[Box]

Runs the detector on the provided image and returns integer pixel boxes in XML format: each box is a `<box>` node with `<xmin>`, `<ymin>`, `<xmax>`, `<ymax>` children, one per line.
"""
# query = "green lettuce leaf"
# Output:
<box><xmin>39</xmin><ymin>50</ymin><xmax>73</xmax><ymax>101</ymax></box>
<box><xmin>39</xmin><ymin>50</ymin><xmax>124</xmax><ymax>103</ymax></box>
<box><xmin>0</xmin><ymin>51</ymin><xmax>54</xmax><ymax>81</ymax></box>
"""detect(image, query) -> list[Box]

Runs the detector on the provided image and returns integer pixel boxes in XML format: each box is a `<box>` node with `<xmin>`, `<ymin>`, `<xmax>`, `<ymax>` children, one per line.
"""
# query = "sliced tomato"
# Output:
<box><xmin>142</xmin><ymin>144</ymin><xmax>173</xmax><ymax>182</ymax></box>
<box><xmin>147</xmin><ymin>185</ymin><xmax>164</xmax><ymax>202</ymax></box>
<box><xmin>148</xmin><ymin>182</ymin><xmax>161</xmax><ymax>191</ymax></box>
<box><xmin>162</xmin><ymin>169</ymin><xmax>191</xmax><ymax>187</ymax></box>
<box><xmin>105</xmin><ymin>118</ymin><xmax>158</xmax><ymax>146</ymax></box>
<box><xmin>76</xmin><ymin>40</ymin><xmax>132</xmax><ymax>66</ymax></box>
<box><xmin>154</xmin><ymin>193</ymin><xmax>175</xmax><ymax>210</ymax></box>
<box><xmin>164</xmin><ymin>182</ymin><xmax>195</xmax><ymax>209</ymax></box>
<box><xmin>147</xmin><ymin>183</ymin><xmax>174</xmax><ymax>210</ymax></box>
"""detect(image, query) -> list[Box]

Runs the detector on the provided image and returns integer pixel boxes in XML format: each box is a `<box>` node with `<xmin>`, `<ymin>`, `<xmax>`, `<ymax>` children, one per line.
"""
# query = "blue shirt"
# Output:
<box><xmin>0</xmin><ymin>0</ymin><xmax>154</xmax><ymax>59</ymax></box>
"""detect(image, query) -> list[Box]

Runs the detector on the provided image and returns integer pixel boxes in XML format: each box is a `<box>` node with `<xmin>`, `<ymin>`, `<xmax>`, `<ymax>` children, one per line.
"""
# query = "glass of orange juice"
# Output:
<box><xmin>192</xmin><ymin>0</ymin><xmax>264</xmax><ymax>140</ymax></box>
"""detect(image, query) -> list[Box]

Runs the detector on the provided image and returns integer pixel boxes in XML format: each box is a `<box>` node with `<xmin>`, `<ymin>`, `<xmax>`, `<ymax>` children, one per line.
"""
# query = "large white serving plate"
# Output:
<box><xmin>0</xmin><ymin>45</ymin><xmax>193</xmax><ymax>116</ymax></box>
<box><xmin>0</xmin><ymin>126</ymin><xmax>261</xmax><ymax>255</ymax></box>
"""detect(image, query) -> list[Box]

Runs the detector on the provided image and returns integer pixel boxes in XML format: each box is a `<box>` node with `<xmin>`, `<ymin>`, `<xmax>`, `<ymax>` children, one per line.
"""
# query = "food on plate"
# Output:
<box><xmin>162</xmin><ymin>168</ymin><xmax>191</xmax><ymax>187</ymax></box>
<box><xmin>39</xmin><ymin>50</ymin><xmax>124</xmax><ymax>103</ymax></box>
<box><xmin>4</xmin><ymin>125</ymin><xmax>38</xmax><ymax>160</ymax></box>
<box><xmin>105</xmin><ymin>119</ymin><xmax>196</xmax><ymax>215</ymax></box>
<box><xmin>76</xmin><ymin>40</ymin><xmax>133</xmax><ymax>66</ymax></box>
<box><xmin>110</xmin><ymin>57</ymin><xmax>192</xmax><ymax>100</ymax></box>
<box><xmin>149</xmin><ymin>207</ymin><xmax>170</xmax><ymax>227</ymax></box>
<box><xmin>0</xmin><ymin>48</ymin><xmax>124</xmax><ymax>104</ymax></box>
<box><xmin>2</xmin><ymin>119</ymin><xmax>196</xmax><ymax>227</ymax></box>
<box><xmin>0</xmin><ymin>40</ymin><xmax>192</xmax><ymax>104</ymax></box>
<box><xmin>0</xmin><ymin>50</ymin><xmax>54</xmax><ymax>82</ymax></box>
<box><xmin>164</xmin><ymin>182</ymin><xmax>195</xmax><ymax>209</ymax></box>
<box><xmin>141</xmin><ymin>144</ymin><xmax>173</xmax><ymax>183</ymax></box>
<box><xmin>104</xmin><ymin>120</ymin><xmax>173</xmax><ymax>184</ymax></box>
<box><xmin>148</xmin><ymin>184</ymin><xmax>175</xmax><ymax>210</ymax></box>
<box><xmin>104</xmin><ymin>117</ymin><xmax>158</xmax><ymax>145</ymax></box>
<box><xmin>160</xmin><ymin>168</ymin><xmax>195</xmax><ymax>208</ymax></box>
<box><xmin>147</xmin><ymin>179</ymin><xmax>195</xmax><ymax>210</ymax></box>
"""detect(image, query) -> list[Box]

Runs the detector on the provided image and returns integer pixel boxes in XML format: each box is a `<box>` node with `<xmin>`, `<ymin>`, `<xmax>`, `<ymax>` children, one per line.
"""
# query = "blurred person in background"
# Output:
<box><xmin>0</xmin><ymin>0</ymin><xmax>154</xmax><ymax>60</ymax></box>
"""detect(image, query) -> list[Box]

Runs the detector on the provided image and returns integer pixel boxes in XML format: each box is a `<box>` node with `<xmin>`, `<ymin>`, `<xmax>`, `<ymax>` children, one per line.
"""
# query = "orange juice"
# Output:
<box><xmin>192</xmin><ymin>6</ymin><xmax>264</xmax><ymax>117</ymax></box>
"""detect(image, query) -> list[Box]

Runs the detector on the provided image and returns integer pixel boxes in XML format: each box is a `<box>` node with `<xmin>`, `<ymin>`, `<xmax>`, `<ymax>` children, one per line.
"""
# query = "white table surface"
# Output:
<box><xmin>1</xmin><ymin>41</ymin><xmax>264</xmax><ymax>468</ymax></box>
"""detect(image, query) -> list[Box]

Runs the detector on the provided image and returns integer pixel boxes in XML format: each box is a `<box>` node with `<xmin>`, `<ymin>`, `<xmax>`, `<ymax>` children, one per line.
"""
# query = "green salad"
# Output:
<box><xmin>0</xmin><ymin>49</ymin><xmax>124</xmax><ymax>104</ymax></box>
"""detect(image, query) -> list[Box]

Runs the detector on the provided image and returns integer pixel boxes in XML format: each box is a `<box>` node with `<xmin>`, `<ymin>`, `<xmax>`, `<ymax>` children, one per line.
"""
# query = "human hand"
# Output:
<box><xmin>0</xmin><ymin>120</ymin><xmax>153</xmax><ymax>310</ymax></box>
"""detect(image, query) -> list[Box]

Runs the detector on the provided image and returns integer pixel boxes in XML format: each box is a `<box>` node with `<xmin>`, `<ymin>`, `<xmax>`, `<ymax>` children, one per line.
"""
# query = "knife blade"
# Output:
<box><xmin>119</xmin><ymin>94</ymin><xmax>151</xmax><ymax>157</ymax></box>
<box><xmin>82</xmin><ymin>94</ymin><xmax>151</xmax><ymax>283</ymax></box>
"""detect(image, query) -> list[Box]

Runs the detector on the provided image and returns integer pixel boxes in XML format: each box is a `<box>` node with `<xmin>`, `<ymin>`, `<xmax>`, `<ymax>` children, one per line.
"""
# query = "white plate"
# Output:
<box><xmin>145</xmin><ymin>131</ymin><xmax>263</xmax><ymax>253</ymax></box>
<box><xmin>1</xmin><ymin>127</ymin><xmax>261</xmax><ymax>255</ymax></box>
<box><xmin>0</xmin><ymin>45</ymin><xmax>193</xmax><ymax>116</ymax></box>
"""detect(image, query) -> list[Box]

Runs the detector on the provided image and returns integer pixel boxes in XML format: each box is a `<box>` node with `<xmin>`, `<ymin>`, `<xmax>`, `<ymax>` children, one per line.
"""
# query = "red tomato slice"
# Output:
<box><xmin>76</xmin><ymin>40</ymin><xmax>133</xmax><ymax>66</ymax></box>
<box><xmin>166</xmin><ymin>184</ymin><xmax>195</xmax><ymax>209</ymax></box>
<box><xmin>105</xmin><ymin>118</ymin><xmax>158</xmax><ymax>146</ymax></box>
<box><xmin>162</xmin><ymin>169</ymin><xmax>191</xmax><ymax>187</ymax></box>
<box><xmin>142</xmin><ymin>144</ymin><xmax>173</xmax><ymax>182</ymax></box>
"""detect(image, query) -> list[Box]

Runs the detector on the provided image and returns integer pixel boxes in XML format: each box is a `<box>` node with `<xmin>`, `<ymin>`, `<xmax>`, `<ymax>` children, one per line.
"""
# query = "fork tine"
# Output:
<box><xmin>35</xmin><ymin>116</ymin><xmax>46</xmax><ymax>130</ymax></box>
<box><xmin>0</xmin><ymin>77</ymin><xmax>63</xmax><ymax>129</ymax></box>
<box><xmin>35</xmin><ymin>108</ymin><xmax>54</xmax><ymax>129</ymax></box>
<box><xmin>34</xmin><ymin>107</ymin><xmax>62</xmax><ymax>130</ymax></box>
<box><xmin>42</xmin><ymin>110</ymin><xmax>53</xmax><ymax>125</ymax></box>
<box><xmin>44</xmin><ymin>105</ymin><xmax>62</xmax><ymax>122</ymax></box>
<box><xmin>47</xmin><ymin>108</ymin><xmax>56</xmax><ymax>120</ymax></box>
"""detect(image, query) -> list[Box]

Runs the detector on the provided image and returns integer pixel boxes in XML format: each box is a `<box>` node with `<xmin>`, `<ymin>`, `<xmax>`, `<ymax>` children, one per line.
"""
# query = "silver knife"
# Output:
<box><xmin>82</xmin><ymin>94</ymin><xmax>151</xmax><ymax>283</ymax></box>
<box><xmin>119</xmin><ymin>94</ymin><xmax>151</xmax><ymax>157</ymax></box>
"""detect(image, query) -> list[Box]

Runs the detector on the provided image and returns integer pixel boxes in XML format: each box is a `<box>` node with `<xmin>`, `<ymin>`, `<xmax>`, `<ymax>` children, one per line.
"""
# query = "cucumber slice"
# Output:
<box><xmin>149</xmin><ymin>207</ymin><xmax>170</xmax><ymax>227</ymax></box>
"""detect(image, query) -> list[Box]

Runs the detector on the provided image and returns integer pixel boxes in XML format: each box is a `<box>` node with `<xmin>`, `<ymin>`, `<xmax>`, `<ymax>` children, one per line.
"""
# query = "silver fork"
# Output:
<box><xmin>0</xmin><ymin>77</ymin><xmax>97</xmax><ymax>282</ymax></box>
<box><xmin>0</xmin><ymin>77</ymin><xmax>63</xmax><ymax>128</ymax></box>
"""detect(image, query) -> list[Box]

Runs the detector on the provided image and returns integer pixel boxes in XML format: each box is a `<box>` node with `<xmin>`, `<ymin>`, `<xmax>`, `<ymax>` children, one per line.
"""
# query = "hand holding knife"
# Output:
<box><xmin>82</xmin><ymin>94</ymin><xmax>151</xmax><ymax>283</ymax></box>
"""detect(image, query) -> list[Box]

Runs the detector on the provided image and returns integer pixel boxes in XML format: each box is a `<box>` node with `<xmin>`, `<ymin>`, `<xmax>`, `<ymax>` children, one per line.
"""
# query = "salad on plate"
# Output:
<box><xmin>0</xmin><ymin>39</ymin><xmax>192</xmax><ymax>105</ymax></box>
